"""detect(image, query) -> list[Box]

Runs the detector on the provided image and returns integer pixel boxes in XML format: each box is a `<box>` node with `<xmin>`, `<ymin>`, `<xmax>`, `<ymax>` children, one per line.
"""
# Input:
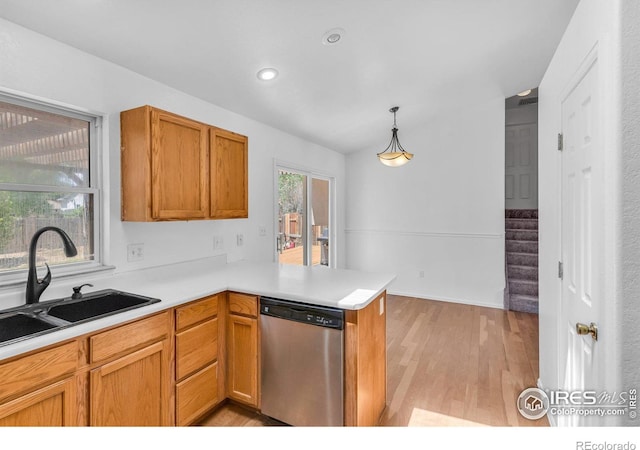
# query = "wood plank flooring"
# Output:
<box><xmin>197</xmin><ymin>294</ymin><xmax>546</xmax><ymax>427</ymax></box>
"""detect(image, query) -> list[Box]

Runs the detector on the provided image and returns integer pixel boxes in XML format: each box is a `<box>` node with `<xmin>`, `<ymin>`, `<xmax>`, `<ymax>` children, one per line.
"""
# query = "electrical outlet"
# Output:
<box><xmin>127</xmin><ymin>243</ymin><xmax>144</xmax><ymax>262</ymax></box>
<box><xmin>213</xmin><ymin>235</ymin><xmax>224</xmax><ymax>250</ymax></box>
<box><xmin>237</xmin><ymin>233</ymin><xmax>244</xmax><ymax>246</ymax></box>
<box><xmin>419</xmin><ymin>270</ymin><xmax>425</xmax><ymax>278</ymax></box>
<box><xmin>259</xmin><ymin>226</ymin><xmax>266</xmax><ymax>237</ymax></box>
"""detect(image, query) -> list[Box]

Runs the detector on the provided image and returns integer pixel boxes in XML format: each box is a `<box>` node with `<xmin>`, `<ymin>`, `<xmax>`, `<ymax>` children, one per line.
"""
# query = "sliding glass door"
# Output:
<box><xmin>276</xmin><ymin>167</ymin><xmax>332</xmax><ymax>267</ymax></box>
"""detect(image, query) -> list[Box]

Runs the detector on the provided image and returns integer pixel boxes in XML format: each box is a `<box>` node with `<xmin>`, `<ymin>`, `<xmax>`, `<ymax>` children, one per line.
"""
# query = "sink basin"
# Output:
<box><xmin>0</xmin><ymin>289</ymin><xmax>161</xmax><ymax>348</ymax></box>
<box><xmin>0</xmin><ymin>313</ymin><xmax>58</xmax><ymax>344</ymax></box>
<box><xmin>46</xmin><ymin>290</ymin><xmax>160</xmax><ymax>323</ymax></box>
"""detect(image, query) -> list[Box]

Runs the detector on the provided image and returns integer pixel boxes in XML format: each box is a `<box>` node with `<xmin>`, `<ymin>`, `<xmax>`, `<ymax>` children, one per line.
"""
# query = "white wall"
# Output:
<box><xmin>538</xmin><ymin>0</ymin><xmax>628</xmax><ymax>422</ymax></box>
<box><xmin>0</xmin><ymin>18</ymin><xmax>346</xmax><ymax>307</ymax></box>
<box><xmin>345</xmin><ymin>98</ymin><xmax>505</xmax><ymax>309</ymax></box>
<box><xmin>620</xmin><ymin>0</ymin><xmax>640</xmax><ymax>427</ymax></box>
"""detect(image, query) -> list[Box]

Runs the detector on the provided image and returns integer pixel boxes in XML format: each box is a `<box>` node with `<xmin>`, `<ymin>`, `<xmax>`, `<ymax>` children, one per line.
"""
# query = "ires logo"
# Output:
<box><xmin>517</xmin><ymin>388</ymin><xmax>550</xmax><ymax>420</ymax></box>
<box><xmin>517</xmin><ymin>387</ymin><xmax>638</xmax><ymax>420</ymax></box>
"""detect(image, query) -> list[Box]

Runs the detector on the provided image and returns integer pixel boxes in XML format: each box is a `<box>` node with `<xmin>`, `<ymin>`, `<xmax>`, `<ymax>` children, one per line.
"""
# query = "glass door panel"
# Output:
<box><xmin>278</xmin><ymin>170</ymin><xmax>306</xmax><ymax>266</ymax></box>
<box><xmin>311</xmin><ymin>178</ymin><xmax>329</xmax><ymax>266</ymax></box>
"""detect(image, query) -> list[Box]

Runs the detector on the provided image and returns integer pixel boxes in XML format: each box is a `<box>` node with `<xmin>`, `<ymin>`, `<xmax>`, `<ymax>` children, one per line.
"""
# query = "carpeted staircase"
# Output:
<box><xmin>505</xmin><ymin>209</ymin><xmax>539</xmax><ymax>314</ymax></box>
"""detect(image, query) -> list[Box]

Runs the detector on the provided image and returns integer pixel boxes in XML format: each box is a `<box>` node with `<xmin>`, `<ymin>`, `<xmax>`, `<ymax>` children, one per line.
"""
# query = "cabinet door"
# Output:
<box><xmin>0</xmin><ymin>378</ymin><xmax>76</xmax><ymax>426</ymax></box>
<box><xmin>151</xmin><ymin>109</ymin><xmax>209</xmax><ymax>220</ymax></box>
<box><xmin>227</xmin><ymin>314</ymin><xmax>258</xmax><ymax>406</ymax></box>
<box><xmin>210</xmin><ymin>128</ymin><xmax>248</xmax><ymax>219</ymax></box>
<box><xmin>90</xmin><ymin>340</ymin><xmax>169</xmax><ymax>426</ymax></box>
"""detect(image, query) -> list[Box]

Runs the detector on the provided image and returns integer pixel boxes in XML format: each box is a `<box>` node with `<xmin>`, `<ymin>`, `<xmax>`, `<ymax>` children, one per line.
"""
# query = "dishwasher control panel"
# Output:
<box><xmin>260</xmin><ymin>297</ymin><xmax>344</xmax><ymax>330</ymax></box>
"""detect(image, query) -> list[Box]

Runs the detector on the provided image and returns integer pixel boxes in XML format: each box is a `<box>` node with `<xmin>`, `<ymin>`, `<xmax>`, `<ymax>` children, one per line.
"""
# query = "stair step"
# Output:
<box><xmin>507</xmin><ymin>265</ymin><xmax>538</xmax><ymax>281</ymax></box>
<box><xmin>509</xmin><ymin>294</ymin><xmax>538</xmax><ymax>314</ymax></box>
<box><xmin>506</xmin><ymin>229</ymin><xmax>538</xmax><ymax>241</ymax></box>
<box><xmin>505</xmin><ymin>209</ymin><xmax>538</xmax><ymax>219</ymax></box>
<box><xmin>509</xmin><ymin>279</ymin><xmax>539</xmax><ymax>296</ymax></box>
<box><xmin>506</xmin><ymin>240</ymin><xmax>538</xmax><ymax>254</ymax></box>
<box><xmin>505</xmin><ymin>218</ymin><xmax>538</xmax><ymax>230</ymax></box>
<box><xmin>507</xmin><ymin>252</ymin><xmax>538</xmax><ymax>266</ymax></box>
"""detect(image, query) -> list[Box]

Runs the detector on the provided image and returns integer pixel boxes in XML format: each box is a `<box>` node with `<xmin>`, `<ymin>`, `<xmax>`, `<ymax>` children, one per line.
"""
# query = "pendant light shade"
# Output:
<box><xmin>377</xmin><ymin>106</ymin><xmax>413</xmax><ymax>167</ymax></box>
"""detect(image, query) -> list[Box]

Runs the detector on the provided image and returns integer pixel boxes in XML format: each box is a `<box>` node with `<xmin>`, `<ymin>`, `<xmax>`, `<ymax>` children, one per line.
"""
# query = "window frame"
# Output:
<box><xmin>0</xmin><ymin>92</ymin><xmax>106</xmax><ymax>285</ymax></box>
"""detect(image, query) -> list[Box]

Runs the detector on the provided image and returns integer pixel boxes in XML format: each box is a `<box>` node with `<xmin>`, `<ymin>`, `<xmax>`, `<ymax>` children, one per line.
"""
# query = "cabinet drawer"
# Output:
<box><xmin>0</xmin><ymin>341</ymin><xmax>78</xmax><ymax>402</ymax></box>
<box><xmin>175</xmin><ymin>295</ymin><xmax>218</xmax><ymax>331</ymax></box>
<box><xmin>90</xmin><ymin>312</ymin><xmax>169</xmax><ymax>363</ymax></box>
<box><xmin>176</xmin><ymin>362</ymin><xmax>218</xmax><ymax>426</ymax></box>
<box><xmin>228</xmin><ymin>293</ymin><xmax>257</xmax><ymax>318</ymax></box>
<box><xmin>176</xmin><ymin>318</ymin><xmax>218</xmax><ymax>380</ymax></box>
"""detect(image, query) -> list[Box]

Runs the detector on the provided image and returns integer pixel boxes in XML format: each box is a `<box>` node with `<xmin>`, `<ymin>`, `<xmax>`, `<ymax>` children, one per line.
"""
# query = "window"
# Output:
<box><xmin>0</xmin><ymin>95</ymin><xmax>101</xmax><ymax>277</ymax></box>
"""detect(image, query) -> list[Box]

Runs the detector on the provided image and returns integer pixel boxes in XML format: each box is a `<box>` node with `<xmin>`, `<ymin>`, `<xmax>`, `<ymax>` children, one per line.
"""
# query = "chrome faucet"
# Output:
<box><xmin>26</xmin><ymin>226</ymin><xmax>78</xmax><ymax>305</ymax></box>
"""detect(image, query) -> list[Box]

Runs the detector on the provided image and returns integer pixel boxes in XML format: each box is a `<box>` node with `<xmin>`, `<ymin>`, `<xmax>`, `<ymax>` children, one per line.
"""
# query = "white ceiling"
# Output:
<box><xmin>0</xmin><ymin>0</ymin><xmax>579</xmax><ymax>154</ymax></box>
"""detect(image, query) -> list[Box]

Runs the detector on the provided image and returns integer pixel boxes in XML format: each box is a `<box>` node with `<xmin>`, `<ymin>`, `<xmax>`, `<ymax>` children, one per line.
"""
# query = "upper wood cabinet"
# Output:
<box><xmin>210</xmin><ymin>128</ymin><xmax>248</xmax><ymax>219</ymax></box>
<box><xmin>121</xmin><ymin>105</ymin><xmax>248</xmax><ymax>221</ymax></box>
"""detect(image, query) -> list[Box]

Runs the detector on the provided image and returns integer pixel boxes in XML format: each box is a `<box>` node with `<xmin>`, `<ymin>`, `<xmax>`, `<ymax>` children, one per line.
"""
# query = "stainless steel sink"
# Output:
<box><xmin>0</xmin><ymin>289</ymin><xmax>161</xmax><ymax>347</ymax></box>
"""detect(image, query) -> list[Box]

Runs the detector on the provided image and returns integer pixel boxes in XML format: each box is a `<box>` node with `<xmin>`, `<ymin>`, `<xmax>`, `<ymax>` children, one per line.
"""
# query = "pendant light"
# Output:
<box><xmin>377</xmin><ymin>106</ymin><xmax>413</xmax><ymax>167</ymax></box>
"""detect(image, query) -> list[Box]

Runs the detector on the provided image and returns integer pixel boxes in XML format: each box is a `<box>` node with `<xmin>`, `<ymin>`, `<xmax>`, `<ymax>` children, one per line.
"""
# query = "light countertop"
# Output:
<box><xmin>0</xmin><ymin>258</ymin><xmax>396</xmax><ymax>360</ymax></box>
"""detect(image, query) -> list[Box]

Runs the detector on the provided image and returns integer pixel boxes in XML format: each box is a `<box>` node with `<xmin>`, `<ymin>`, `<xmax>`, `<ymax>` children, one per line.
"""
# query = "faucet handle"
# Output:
<box><xmin>40</xmin><ymin>263</ymin><xmax>52</xmax><ymax>286</ymax></box>
<box><xmin>72</xmin><ymin>283</ymin><xmax>93</xmax><ymax>299</ymax></box>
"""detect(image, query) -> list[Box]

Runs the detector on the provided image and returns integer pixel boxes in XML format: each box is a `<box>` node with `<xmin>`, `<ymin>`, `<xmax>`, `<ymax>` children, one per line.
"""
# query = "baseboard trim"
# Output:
<box><xmin>387</xmin><ymin>289</ymin><xmax>504</xmax><ymax>310</ymax></box>
<box><xmin>345</xmin><ymin>228</ymin><xmax>503</xmax><ymax>240</ymax></box>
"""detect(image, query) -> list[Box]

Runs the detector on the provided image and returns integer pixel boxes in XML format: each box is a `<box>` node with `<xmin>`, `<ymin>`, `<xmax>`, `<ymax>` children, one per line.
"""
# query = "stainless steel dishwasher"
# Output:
<box><xmin>260</xmin><ymin>296</ymin><xmax>344</xmax><ymax>426</ymax></box>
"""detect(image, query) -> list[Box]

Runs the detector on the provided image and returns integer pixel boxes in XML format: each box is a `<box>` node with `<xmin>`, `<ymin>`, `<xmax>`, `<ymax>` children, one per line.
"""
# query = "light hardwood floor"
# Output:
<box><xmin>198</xmin><ymin>294</ymin><xmax>546</xmax><ymax>427</ymax></box>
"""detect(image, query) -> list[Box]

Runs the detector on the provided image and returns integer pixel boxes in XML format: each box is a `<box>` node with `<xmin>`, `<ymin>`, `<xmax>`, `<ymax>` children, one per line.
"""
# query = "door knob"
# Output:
<box><xmin>576</xmin><ymin>322</ymin><xmax>598</xmax><ymax>341</ymax></box>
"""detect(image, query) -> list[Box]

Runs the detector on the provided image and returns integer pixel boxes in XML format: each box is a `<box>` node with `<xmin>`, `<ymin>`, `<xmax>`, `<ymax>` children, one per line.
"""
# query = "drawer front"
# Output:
<box><xmin>176</xmin><ymin>362</ymin><xmax>218</xmax><ymax>426</ymax></box>
<box><xmin>228</xmin><ymin>292</ymin><xmax>257</xmax><ymax>318</ymax></box>
<box><xmin>175</xmin><ymin>295</ymin><xmax>219</xmax><ymax>331</ymax></box>
<box><xmin>176</xmin><ymin>318</ymin><xmax>218</xmax><ymax>380</ymax></box>
<box><xmin>90</xmin><ymin>312</ymin><xmax>169</xmax><ymax>363</ymax></box>
<box><xmin>0</xmin><ymin>341</ymin><xmax>78</xmax><ymax>402</ymax></box>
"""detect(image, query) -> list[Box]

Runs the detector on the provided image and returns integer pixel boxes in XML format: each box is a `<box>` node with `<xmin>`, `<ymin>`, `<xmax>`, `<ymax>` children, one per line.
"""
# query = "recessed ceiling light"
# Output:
<box><xmin>517</xmin><ymin>89</ymin><xmax>532</xmax><ymax>97</ymax></box>
<box><xmin>322</xmin><ymin>28</ymin><xmax>345</xmax><ymax>46</ymax></box>
<box><xmin>257</xmin><ymin>68</ymin><xmax>278</xmax><ymax>81</ymax></box>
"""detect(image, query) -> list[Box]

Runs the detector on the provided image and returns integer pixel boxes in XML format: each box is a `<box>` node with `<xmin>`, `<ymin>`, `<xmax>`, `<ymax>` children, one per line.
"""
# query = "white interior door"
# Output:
<box><xmin>505</xmin><ymin>123</ymin><xmax>538</xmax><ymax>209</ymax></box>
<box><xmin>559</xmin><ymin>54</ymin><xmax>604</xmax><ymax>426</ymax></box>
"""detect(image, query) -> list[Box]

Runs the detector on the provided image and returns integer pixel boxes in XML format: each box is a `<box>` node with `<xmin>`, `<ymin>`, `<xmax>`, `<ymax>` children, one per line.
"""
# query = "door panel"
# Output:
<box><xmin>559</xmin><ymin>55</ymin><xmax>603</xmax><ymax>426</ymax></box>
<box><xmin>505</xmin><ymin>123</ymin><xmax>538</xmax><ymax>209</ymax></box>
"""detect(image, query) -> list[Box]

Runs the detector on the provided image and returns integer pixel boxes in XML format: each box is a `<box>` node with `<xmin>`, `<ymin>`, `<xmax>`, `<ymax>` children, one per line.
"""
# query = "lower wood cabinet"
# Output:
<box><xmin>0</xmin><ymin>288</ymin><xmax>388</xmax><ymax>427</ymax></box>
<box><xmin>176</xmin><ymin>361</ymin><xmax>218</xmax><ymax>425</ymax></box>
<box><xmin>0</xmin><ymin>377</ymin><xmax>76</xmax><ymax>426</ymax></box>
<box><xmin>344</xmin><ymin>291</ymin><xmax>387</xmax><ymax>426</ymax></box>
<box><xmin>0</xmin><ymin>340</ymin><xmax>78</xmax><ymax>426</ymax></box>
<box><xmin>87</xmin><ymin>312</ymin><xmax>171</xmax><ymax>426</ymax></box>
<box><xmin>226</xmin><ymin>293</ymin><xmax>258</xmax><ymax>407</ymax></box>
<box><xmin>174</xmin><ymin>295</ymin><xmax>221</xmax><ymax>425</ymax></box>
<box><xmin>90</xmin><ymin>340</ymin><xmax>169</xmax><ymax>426</ymax></box>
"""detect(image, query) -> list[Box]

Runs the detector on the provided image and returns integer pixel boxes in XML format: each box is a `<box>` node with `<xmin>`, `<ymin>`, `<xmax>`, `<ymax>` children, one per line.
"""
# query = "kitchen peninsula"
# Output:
<box><xmin>0</xmin><ymin>258</ymin><xmax>395</xmax><ymax>427</ymax></box>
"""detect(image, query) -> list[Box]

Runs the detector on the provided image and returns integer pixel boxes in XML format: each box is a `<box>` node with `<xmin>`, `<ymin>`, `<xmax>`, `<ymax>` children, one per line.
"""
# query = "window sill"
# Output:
<box><xmin>0</xmin><ymin>263</ymin><xmax>116</xmax><ymax>289</ymax></box>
